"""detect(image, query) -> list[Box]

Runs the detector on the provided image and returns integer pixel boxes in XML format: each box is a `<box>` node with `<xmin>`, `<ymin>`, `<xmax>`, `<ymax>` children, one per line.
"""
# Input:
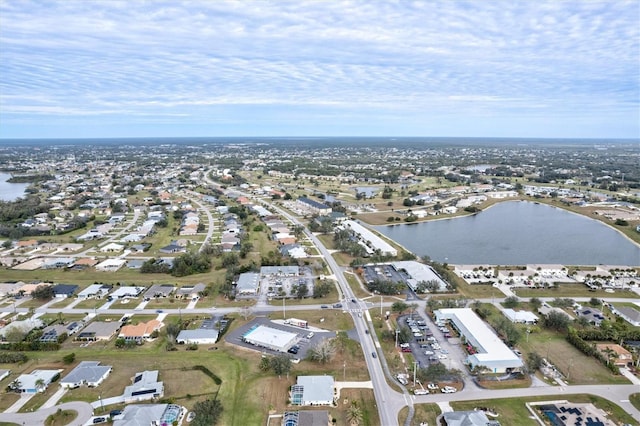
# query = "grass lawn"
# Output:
<box><xmin>345</xmin><ymin>273</ymin><xmax>372</xmax><ymax>299</ymax></box>
<box><xmin>477</xmin><ymin>375</ymin><xmax>532</xmax><ymax>389</ymax></box>
<box><xmin>44</xmin><ymin>409</ymin><xmax>77</xmax><ymax>426</ymax></box>
<box><xmin>455</xmin><ymin>279</ymin><xmax>500</xmax><ymax>299</ymax></box>
<box><xmin>2</xmin><ymin>319</ymin><xmax>373</xmax><ymax>426</ymax></box>
<box><xmin>514</xmin><ymin>283</ymin><xmax>639</xmax><ymax>299</ymax></box>
<box><xmin>398</xmin><ymin>403</ymin><xmax>441</xmax><ymax>426</ymax></box>
<box><xmin>518</xmin><ymin>329</ymin><xmax>630</xmax><ymax>385</ymax></box>
<box><xmin>451</xmin><ymin>394</ymin><xmax>637</xmax><ymax>426</ymax></box>
<box><xmin>630</xmin><ymin>393</ymin><xmax>640</xmax><ymax>411</ymax></box>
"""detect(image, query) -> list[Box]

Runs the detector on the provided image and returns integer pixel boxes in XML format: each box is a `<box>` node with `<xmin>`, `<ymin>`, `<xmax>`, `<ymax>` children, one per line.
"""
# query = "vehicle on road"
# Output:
<box><xmin>441</xmin><ymin>386</ymin><xmax>457</xmax><ymax>393</ymax></box>
<box><xmin>365</xmin><ymin>329</ymin><xmax>369</xmax><ymax>334</ymax></box>
<box><xmin>351</xmin><ymin>298</ymin><xmax>357</xmax><ymax>303</ymax></box>
<box><xmin>414</xmin><ymin>389</ymin><xmax>429</xmax><ymax>395</ymax></box>
<box><xmin>320</xmin><ymin>305</ymin><xmax>328</xmax><ymax>309</ymax></box>
<box><xmin>372</xmin><ymin>351</ymin><xmax>377</xmax><ymax>358</ymax></box>
<box><xmin>333</xmin><ymin>303</ymin><xmax>342</xmax><ymax>308</ymax></box>
<box><xmin>306</xmin><ymin>332</ymin><xmax>314</xmax><ymax>339</ymax></box>
<box><xmin>93</xmin><ymin>418</ymin><xmax>107</xmax><ymax>424</ymax></box>
<box><xmin>156</xmin><ymin>310</ymin><xmax>163</xmax><ymax>313</ymax></box>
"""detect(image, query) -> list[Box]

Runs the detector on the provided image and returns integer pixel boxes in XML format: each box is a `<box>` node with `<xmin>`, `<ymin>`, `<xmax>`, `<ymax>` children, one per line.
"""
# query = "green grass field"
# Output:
<box><xmin>398</xmin><ymin>403</ymin><xmax>441</xmax><ymax>426</ymax></box>
<box><xmin>451</xmin><ymin>394</ymin><xmax>637</xmax><ymax>426</ymax></box>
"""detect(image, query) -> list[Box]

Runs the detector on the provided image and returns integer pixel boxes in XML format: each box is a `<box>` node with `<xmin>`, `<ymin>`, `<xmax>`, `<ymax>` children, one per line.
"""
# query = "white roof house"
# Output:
<box><xmin>291</xmin><ymin>375</ymin><xmax>335</xmax><ymax>406</ymax></box>
<box><xmin>100</xmin><ymin>242</ymin><xmax>124</xmax><ymax>253</ymax></box>
<box><xmin>236</xmin><ymin>272</ymin><xmax>260</xmax><ymax>295</ymax></box>
<box><xmin>502</xmin><ymin>309</ymin><xmax>538</xmax><ymax>324</ymax></box>
<box><xmin>242</xmin><ymin>325</ymin><xmax>298</xmax><ymax>352</ymax></box>
<box><xmin>435</xmin><ymin>308</ymin><xmax>523</xmax><ymax>373</ymax></box>
<box><xmin>60</xmin><ymin>361</ymin><xmax>112</xmax><ymax>389</ymax></box>
<box><xmin>341</xmin><ymin>220</ymin><xmax>397</xmax><ymax>257</ymax></box>
<box><xmin>110</xmin><ymin>286</ymin><xmax>145</xmax><ymax>298</ymax></box>
<box><xmin>123</xmin><ymin>370</ymin><xmax>164</xmax><ymax>403</ymax></box>
<box><xmin>95</xmin><ymin>258</ymin><xmax>126</xmax><ymax>272</ymax></box>
<box><xmin>77</xmin><ymin>284</ymin><xmax>111</xmax><ymax>299</ymax></box>
<box><xmin>176</xmin><ymin>329</ymin><xmax>219</xmax><ymax>345</ymax></box>
<box><xmin>15</xmin><ymin>369</ymin><xmax>62</xmax><ymax>393</ymax></box>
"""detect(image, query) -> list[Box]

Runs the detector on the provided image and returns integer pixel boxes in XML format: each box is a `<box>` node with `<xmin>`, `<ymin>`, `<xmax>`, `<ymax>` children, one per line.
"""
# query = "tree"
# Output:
<box><xmin>529</xmin><ymin>297</ymin><xmax>542</xmax><ymax>310</ymax></box>
<box><xmin>346</xmin><ymin>401</ymin><xmax>363</xmax><ymax>425</ymax></box>
<box><xmin>391</xmin><ymin>301</ymin><xmax>409</xmax><ymax>315</ymax></box>
<box><xmin>62</xmin><ymin>352</ymin><xmax>75</xmax><ymax>364</ymax></box>
<box><xmin>294</xmin><ymin>283</ymin><xmax>308</xmax><ymax>299</ymax></box>
<box><xmin>312</xmin><ymin>280</ymin><xmax>332</xmax><ymax>298</ymax></box>
<box><xmin>526</xmin><ymin>351</ymin><xmax>544</xmax><ymax>373</ymax></box>
<box><xmin>34</xmin><ymin>378</ymin><xmax>46</xmax><ymax>392</ymax></box>
<box><xmin>589</xmin><ymin>297</ymin><xmax>602</xmax><ymax>307</ymax></box>
<box><xmin>307</xmin><ymin>340</ymin><xmax>336</xmax><ymax>364</ymax></box>
<box><xmin>543</xmin><ymin>311</ymin><xmax>570</xmax><ymax>331</ymax></box>
<box><xmin>503</xmin><ymin>296</ymin><xmax>520</xmax><ymax>309</ymax></box>
<box><xmin>270</xmin><ymin>354</ymin><xmax>292</xmax><ymax>378</ymax></box>
<box><xmin>192</xmin><ymin>399</ymin><xmax>223</xmax><ymax>426</ymax></box>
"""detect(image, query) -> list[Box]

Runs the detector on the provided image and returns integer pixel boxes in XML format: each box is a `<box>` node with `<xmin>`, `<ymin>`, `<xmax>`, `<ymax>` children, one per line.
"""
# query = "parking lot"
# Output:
<box><xmin>395</xmin><ymin>312</ymin><xmax>470</xmax><ymax>390</ymax></box>
<box><xmin>224</xmin><ymin>316</ymin><xmax>334</xmax><ymax>359</ymax></box>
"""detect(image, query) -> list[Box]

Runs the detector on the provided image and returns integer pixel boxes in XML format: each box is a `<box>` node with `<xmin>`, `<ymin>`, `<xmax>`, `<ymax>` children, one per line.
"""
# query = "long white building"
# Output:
<box><xmin>435</xmin><ymin>308</ymin><xmax>523</xmax><ymax>373</ymax></box>
<box><xmin>342</xmin><ymin>220</ymin><xmax>397</xmax><ymax>257</ymax></box>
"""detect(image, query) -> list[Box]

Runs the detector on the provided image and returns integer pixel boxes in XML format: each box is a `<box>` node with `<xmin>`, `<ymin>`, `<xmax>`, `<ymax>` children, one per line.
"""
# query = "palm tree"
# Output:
<box><xmin>346</xmin><ymin>401</ymin><xmax>363</xmax><ymax>425</ymax></box>
<box><xmin>35</xmin><ymin>378</ymin><xmax>46</xmax><ymax>393</ymax></box>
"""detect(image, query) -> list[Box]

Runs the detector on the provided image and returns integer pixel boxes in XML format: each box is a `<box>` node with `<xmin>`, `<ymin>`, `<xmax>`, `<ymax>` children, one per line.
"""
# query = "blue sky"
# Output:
<box><xmin>1</xmin><ymin>0</ymin><xmax>638</xmax><ymax>139</ymax></box>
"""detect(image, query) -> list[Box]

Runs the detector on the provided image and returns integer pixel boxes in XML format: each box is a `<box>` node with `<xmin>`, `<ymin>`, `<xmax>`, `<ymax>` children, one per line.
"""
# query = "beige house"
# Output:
<box><xmin>596</xmin><ymin>344</ymin><xmax>633</xmax><ymax>366</ymax></box>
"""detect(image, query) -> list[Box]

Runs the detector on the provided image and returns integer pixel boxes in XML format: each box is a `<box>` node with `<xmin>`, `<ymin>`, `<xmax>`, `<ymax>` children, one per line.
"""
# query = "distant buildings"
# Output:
<box><xmin>341</xmin><ymin>220</ymin><xmax>397</xmax><ymax>257</ymax></box>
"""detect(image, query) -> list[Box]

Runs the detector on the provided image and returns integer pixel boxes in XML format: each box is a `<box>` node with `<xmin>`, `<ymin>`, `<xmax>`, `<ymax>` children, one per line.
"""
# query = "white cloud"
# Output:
<box><xmin>0</xmin><ymin>0</ymin><xmax>638</xmax><ymax>137</ymax></box>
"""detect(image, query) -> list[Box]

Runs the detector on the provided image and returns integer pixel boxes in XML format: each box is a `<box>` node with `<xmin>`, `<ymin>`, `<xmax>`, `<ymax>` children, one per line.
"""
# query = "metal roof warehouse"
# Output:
<box><xmin>435</xmin><ymin>308</ymin><xmax>523</xmax><ymax>373</ymax></box>
<box><xmin>242</xmin><ymin>325</ymin><xmax>298</xmax><ymax>352</ymax></box>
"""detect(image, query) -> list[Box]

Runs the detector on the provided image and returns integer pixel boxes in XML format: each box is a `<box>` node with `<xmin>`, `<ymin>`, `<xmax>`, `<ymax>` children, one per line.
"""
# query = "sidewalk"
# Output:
<box><xmin>41</xmin><ymin>387</ymin><xmax>68</xmax><ymax>409</ymax></box>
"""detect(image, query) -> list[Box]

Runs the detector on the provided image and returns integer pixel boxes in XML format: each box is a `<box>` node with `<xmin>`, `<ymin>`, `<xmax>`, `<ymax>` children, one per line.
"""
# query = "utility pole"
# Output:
<box><xmin>380</xmin><ymin>295</ymin><xmax>383</xmax><ymax>317</ymax></box>
<box><xmin>395</xmin><ymin>329</ymin><xmax>400</xmax><ymax>348</ymax></box>
<box><xmin>413</xmin><ymin>361</ymin><xmax>418</xmax><ymax>384</ymax></box>
<box><xmin>283</xmin><ymin>297</ymin><xmax>286</xmax><ymax>319</ymax></box>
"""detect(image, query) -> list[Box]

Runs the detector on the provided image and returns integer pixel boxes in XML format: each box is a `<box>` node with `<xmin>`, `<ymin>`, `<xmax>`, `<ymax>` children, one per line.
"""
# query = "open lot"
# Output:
<box><xmin>514</xmin><ymin>283</ymin><xmax>639</xmax><ymax>299</ymax></box>
<box><xmin>398</xmin><ymin>403</ymin><xmax>441</xmax><ymax>426</ymax></box>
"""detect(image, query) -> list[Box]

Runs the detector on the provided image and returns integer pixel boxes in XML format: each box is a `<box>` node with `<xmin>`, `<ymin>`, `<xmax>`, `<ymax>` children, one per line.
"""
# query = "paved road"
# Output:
<box><xmin>183</xmin><ymin>190</ymin><xmax>217</xmax><ymax>252</ymax></box>
<box><xmin>0</xmin><ymin>401</ymin><xmax>94</xmax><ymax>426</ymax></box>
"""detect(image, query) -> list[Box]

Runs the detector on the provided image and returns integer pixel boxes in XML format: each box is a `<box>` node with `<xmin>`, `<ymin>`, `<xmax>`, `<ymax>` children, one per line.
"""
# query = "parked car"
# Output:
<box><xmin>424</xmin><ymin>350</ymin><xmax>434</xmax><ymax>355</ymax></box>
<box><xmin>427</xmin><ymin>383</ymin><xmax>439</xmax><ymax>390</ymax></box>
<box><xmin>186</xmin><ymin>412</ymin><xmax>196</xmax><ymax>422</ymax></box>
<box><xmin>438</xmin><ymin>354</ymin><xmax>448</xmax><ymax>359</ymax></box>
<box><xmin>440</xmin><ymin>349</ymin><xmax>449</xmax><ymax>354</ymax></box>
<box><xmin>441</xmin><ymin>386</ymin><xmax>457</xmax><ymax>393</ymax></box>
<box><xmin>414</xmin><ymin>389</ymin><xmax>429</xmax><ymax>395</ymax></box>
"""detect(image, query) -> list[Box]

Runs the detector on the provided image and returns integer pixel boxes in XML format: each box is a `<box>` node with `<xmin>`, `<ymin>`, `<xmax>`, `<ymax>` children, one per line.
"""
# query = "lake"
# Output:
<box><xmin>376</xmin><ymin>201</ymin><xmax>640</xmax><ymax>266</ymax></box>
<box><xmin>0</xmin><ymin>172</ymin><xmax>29</xmax><ymax>201</ymax></box>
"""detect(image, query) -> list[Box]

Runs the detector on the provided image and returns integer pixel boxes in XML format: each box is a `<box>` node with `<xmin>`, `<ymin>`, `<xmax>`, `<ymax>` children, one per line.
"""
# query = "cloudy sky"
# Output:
<box><xmin>1</xmin><ymin>0</ymin><xmax>638</xmax><ymax>139</ymax></box>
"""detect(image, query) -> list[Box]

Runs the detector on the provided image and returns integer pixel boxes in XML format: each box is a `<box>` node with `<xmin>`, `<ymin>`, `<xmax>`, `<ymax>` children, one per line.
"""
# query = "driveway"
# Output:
<box><xmin>0</xmin><ymin>401</ymin><xmax>93</xmax><ymax>426</ymax></box>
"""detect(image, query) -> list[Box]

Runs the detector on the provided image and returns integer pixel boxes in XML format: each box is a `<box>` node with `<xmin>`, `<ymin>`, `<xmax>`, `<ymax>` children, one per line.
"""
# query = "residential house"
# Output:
<box><xmin>158</xmin><ymin>241</ymin><xmax>185</xmax><ymax>254</ymax></box>
<box><xmin>76</xmin><ymin>321</ymin><xmax>121</xmax><ymax>342</ymax></box>
<box><xmin>13</xmin><ymin>369</ymin><xmax>62</xmax><ymax>393</ymax></box>
<box><xmin>144</xmin><ymin>284</ymin><xmax>175</xmax><ymax>299</ymax></box>
<box><xmin>290</xmin><ymin>376</ymin><xmax>335</xmax><ymax>406</ymax></box>
<box><xmin>77</xmin><ymin>284</ymin><xmax>112</xmax><ymax>299</ymax></box>
<box><xmin>175</xmin><ymin>283</ymin><xmax>206</xmax><ymax>299</ymax></box>
<box><xmin>52</xmin><ymin>284</ymin><xmax>79</xmax><ymax>298</ymax></box>
<box><xmin>60</xmin><ymin>361</ymin><xmax>112</xmax><ymax>389</ymax></box>
<box><xmin>100</xmin><ymin>242</ymin><xmax>124</xmax><ymax>253</ymax></box>
<box><xmin>281</xmin><ymin>411</ymin><xmax>331</xmax><ymax>426</ymax></box>
<box><xmin>575</xmin><ymin>307</ymin><xmax>605</xmax><ymax>326</ymax></box>
<box><xmin>119</xmin><ymin>320</ymin><xmax>164</xmax><ymax>342</ymax></box>
<box><xmin>596</xmin><ymin>344</ymin><xmax>633</xmax><ymax>367</ymax></box>
<box><xmin>95</xmin><ymin>258</ymin><xmax>126</xmax><ymax>272</ymax></box>
<box><xmin>123</xmin><ymin>370</ymin><xmax>164</xmax><ymax>403</ymax></box>
<box><xmin>114</xmin><ymin>404</ymin><xmax>182</xmax><ymax>426</ymax></box>
<box><xmin>610</xmin><ymin>306</ymin><xmax>640</xmax><ymax>327</ymax></box>
<box><xmin>442</xmin><ymin>410</ymin><xmax>500</xmax><ymax>426</ymax></box>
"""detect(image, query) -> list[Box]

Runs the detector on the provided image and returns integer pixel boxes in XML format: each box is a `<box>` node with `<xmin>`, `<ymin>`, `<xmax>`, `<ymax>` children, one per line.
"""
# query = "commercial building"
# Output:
<box><xmin>341</xmin><ymin>220</ymin><xmax>397</xmax><ymax>257</ymax></box>
<box><xmin>435</xmin><ymin>308</ymin><xmax>523</xmax><ymax>373</ymax></box>
<box><xmin>236</xmin><ymin>272</ymin><xmax>260</xmax><ymax>295</ymax></box>
<box><xmin>242</xmin><ymin>325</ymin><xmax>298</xmax><ymax>352</ymax></box>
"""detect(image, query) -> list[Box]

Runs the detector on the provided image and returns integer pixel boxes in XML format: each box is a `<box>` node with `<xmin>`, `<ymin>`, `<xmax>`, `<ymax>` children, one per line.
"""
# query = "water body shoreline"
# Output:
<box><xmin>374</xmin><ymin>200</ymin><xmax>640</xmax><ymax>266</ymax></box>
